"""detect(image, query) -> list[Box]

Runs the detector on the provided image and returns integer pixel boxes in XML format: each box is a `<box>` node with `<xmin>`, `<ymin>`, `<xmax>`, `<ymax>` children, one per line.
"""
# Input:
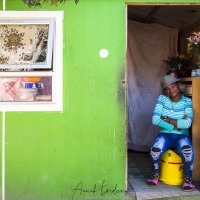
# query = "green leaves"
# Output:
<box><xmin>22</xmin><ymin>0</ymin><xmax>79</xmax><ymax>7</ymax></box>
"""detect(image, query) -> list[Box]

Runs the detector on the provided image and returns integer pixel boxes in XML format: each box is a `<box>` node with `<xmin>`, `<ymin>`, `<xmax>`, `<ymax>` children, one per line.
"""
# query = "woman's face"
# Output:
<box><xmin>165</xmin><ymin>82</ymin><xmax>180</xmax><ymax>98</ymax></box>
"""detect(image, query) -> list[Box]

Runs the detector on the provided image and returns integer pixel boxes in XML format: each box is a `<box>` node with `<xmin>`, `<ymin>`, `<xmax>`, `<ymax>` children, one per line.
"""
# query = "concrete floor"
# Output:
<box><xmin>127</xmin><ymin>149</ymin><xmax>200</xmax><ymax>200</ymax></box>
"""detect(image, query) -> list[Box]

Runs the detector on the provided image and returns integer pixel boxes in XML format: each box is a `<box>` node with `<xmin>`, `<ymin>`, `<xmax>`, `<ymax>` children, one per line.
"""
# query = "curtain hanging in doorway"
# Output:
<box><xmin>127</xmin><ymin>20</ymin><xmax>178</xmax><ymax>152</ymax></box>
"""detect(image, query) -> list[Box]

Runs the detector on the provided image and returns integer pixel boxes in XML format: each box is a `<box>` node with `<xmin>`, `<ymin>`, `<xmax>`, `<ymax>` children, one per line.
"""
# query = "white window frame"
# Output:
<box><xmin>0</xmin><ymin>11</ymin><xmax>63</xmax><ymax>112</ymax></box>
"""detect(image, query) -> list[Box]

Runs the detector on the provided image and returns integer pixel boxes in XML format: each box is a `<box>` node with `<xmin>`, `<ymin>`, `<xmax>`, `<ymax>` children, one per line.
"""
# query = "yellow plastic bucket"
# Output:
<box><xmin>159</xmin><ymin>149</ymin><xmax>184</xmax><ymax>185</ymax></box>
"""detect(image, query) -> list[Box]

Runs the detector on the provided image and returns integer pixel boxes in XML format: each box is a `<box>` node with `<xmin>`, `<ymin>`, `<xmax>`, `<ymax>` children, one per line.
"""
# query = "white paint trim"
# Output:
<box><xmin>2</xmin><ymin>111</ymin><xmax>5</xmax><ymax>200</ymax></box>
<box><xmin>3</xmin><ymin>0</ymin><xmax>6</xmax><ymax>11</ymax></box>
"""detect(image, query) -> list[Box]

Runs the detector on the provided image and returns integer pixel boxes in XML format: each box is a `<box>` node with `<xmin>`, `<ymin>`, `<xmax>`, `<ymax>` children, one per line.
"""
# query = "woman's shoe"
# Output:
<box><xmin>147</xmin><ymin>174</ymin><xmax>159</xmax><ymax>187</ymax></box>
<box><xmin>182</xmin><ymin>177</ymin><xmax>195</xmax><ymax>192</ymax></box>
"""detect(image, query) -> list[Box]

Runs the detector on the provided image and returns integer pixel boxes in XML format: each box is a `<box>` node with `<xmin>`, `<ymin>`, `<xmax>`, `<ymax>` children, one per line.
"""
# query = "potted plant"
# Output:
<box><xmin>163</xmin><ymin>54</ymin><xmax>192</xmax><ymax>78</ymax></box>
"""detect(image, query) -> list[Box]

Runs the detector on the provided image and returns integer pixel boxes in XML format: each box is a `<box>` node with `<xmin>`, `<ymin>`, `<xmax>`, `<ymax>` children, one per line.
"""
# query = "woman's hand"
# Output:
<box><xmin>161</xmin><ymin>116</ymin><xmax>180</xmax><ymax>130</ymax></box>
<box><xmin>184</xmin><ymin>114</ymin><xmax>188</xmax><ymax>119</ymax></box>
<box><xmin>161</xmin><ymin>114</ymin><xmax>188</xmax><ymax>130</ymax></box>
<box><xmin>161</xmin><ymin>116</ymin><xmax>170</xmax><ymax>123</ymax></box>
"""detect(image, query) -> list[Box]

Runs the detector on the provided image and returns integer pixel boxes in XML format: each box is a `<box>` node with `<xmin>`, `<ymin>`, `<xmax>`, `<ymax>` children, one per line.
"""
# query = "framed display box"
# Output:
<box><xmin>0</xmin><ymin>11</ymin><xmax>63</xmax><ymax>112</ymax></box>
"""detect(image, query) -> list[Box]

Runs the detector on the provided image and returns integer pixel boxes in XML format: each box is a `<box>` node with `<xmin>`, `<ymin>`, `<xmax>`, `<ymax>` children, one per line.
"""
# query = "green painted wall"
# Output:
<box><xmin>4</xmin><ymin>0</ymin><xmax>127</xmax><ymax>200</ymax></box>
<box><xmin>2</xmin><ymin>0</ymin><xmax>200</xmax><ymax>200</ymax></box>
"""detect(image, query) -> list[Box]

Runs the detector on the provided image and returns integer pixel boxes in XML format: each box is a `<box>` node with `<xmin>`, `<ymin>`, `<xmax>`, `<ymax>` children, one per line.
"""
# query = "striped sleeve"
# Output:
<box><xmin>152</xmin><ymin>95</ymin><xmax>174</xmax><ymax>131</ymax></box>
<box><xmin>152</xmin><ymin>95</ymin><xmax>164</xmax><ymax>125</ymax></box>
<box><xmin>177</xmin><ymin>97</ymin><xmax>193</xmax><ymax>129</ymax></box>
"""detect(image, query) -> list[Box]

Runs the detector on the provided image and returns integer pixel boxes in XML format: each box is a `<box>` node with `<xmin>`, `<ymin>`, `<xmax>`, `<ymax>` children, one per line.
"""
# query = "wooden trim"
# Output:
<box><xmin>180</xmin><ymin>77</ymin><xmax>200</xmax><ymax>181</ymax></box>
<box><xmin>126</xmin><ymin>2</ymin><xmax>200</xmax><ymax>6</ymax></box>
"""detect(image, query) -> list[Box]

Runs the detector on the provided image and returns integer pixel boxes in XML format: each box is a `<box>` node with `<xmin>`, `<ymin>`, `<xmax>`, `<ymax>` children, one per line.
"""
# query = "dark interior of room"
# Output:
<box><xmin>127</xmin><ymin>4</ymin><xmax>200</xmax><ymax>199</ymax></box>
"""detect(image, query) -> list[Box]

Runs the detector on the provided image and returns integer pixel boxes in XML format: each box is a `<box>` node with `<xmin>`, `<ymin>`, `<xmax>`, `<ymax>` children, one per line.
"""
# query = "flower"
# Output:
<box><xmin>187</xmin><ymin>32</ymin><xmax>200</xmax><ymax>68</ymax></box>
<box><xmin>163</xmin><ymin>54</ymin><xmax>191</xmax><ymax>69</ymax></box>
<box><xmin>187</xmin><ymin>32</ymin><xmax>200</xmax><ymax>45</ymax></box>
<box><xmin>187</xmin><ymin>32</ymin><xmax>200</xmax><ymax>54</ymax></box>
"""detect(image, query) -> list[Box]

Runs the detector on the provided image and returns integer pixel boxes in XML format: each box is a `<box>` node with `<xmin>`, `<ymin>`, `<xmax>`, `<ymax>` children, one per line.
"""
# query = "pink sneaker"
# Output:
<box><xmin>147</xmin><ymin>174</ymin><xmax>159</xmax><ymax>187</ymax></box>
<box><xmin>182</xmin><ymin>177</ymin><xmax>195</xmax><ymax>192</ymax></box>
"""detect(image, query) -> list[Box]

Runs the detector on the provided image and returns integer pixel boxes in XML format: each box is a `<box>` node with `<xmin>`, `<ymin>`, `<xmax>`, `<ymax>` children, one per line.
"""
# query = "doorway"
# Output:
<box><xmin>126</xmin><ymin>3</ymin><xmax>200</xmax><ymax>198</ymax></box>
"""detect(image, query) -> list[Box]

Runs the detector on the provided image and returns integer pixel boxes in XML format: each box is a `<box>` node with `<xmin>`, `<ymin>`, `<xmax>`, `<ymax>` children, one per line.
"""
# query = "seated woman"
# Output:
<box><xmin>147</xmin><ymin>75</ymin><xmax>195</xmax><ymax>192</ymax></box>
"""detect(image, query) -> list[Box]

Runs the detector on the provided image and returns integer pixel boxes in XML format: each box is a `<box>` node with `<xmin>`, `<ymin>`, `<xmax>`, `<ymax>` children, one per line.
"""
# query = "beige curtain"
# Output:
<box><xmin>127</xmin><ymin>20</ymin><xmax>178</xmax><ymax>152</ymax></box>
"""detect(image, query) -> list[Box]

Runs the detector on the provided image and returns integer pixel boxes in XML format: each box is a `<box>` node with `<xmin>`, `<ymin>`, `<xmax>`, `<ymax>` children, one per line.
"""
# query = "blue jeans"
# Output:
<box><xmin>150</xmin><ymin>133</ymin><xmax>194</xmax><ymax>177</ymax></box>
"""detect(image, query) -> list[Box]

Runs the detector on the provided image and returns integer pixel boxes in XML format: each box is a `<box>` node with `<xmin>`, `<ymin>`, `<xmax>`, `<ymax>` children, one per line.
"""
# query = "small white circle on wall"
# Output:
<box><xmin>99</xmin><ymin>49</ymin><xmax>109</xmax><ymax>58</ymax></box>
